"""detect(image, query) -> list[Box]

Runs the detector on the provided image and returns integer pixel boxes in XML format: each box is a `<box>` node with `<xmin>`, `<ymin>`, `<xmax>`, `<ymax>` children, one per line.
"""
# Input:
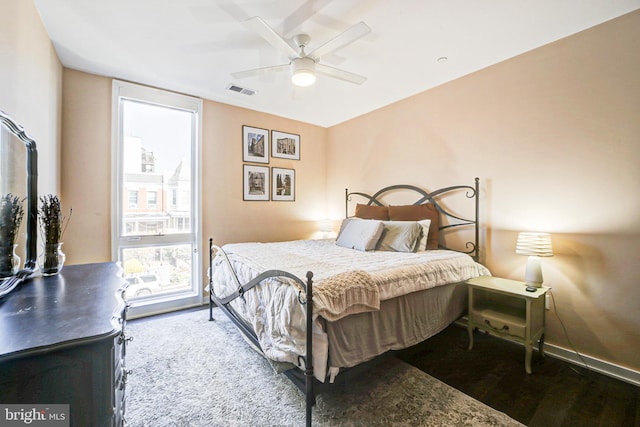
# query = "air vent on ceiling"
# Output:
<box><xmin>226</xmin><ymin>84</ymin><xmax>256</xmax><ymax>96</ymax></box>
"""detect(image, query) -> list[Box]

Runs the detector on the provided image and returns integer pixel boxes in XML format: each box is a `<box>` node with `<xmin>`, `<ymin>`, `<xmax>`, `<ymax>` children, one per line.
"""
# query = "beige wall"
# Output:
<box><xmin>61</xmin><ymin>72</ymin><xmax>327</xmax><ymax>265</ymax></box>
<box><xmin>201</xmin><ymin>101</ymin><xmax>328</xmax><ymax>248</ymax></box>
<box><xmin>327</xmin><ymin>11</ymin><xmax>640</xmax><ymax>373</ymax></box>
<box><xmin>60</xmin><ymin>70</ymin><xmax>113</xmax><ymax>263</ymax></box>
<box><xmin>0</xmin><ymin>0</ymin><xmax>62</xmax><ymax>195</ymax></box>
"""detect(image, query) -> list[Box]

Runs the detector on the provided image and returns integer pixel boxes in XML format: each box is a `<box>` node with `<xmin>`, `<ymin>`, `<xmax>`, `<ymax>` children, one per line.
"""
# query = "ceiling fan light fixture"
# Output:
<box><xmin>291</xmin><ymin>57</ymin><xmax>316</xmax><ymax>87</ymax></box>
<box><xmin>292</xmin><ymin>70</ymin><xmax>316</xmax><ymax>87</ymax></box>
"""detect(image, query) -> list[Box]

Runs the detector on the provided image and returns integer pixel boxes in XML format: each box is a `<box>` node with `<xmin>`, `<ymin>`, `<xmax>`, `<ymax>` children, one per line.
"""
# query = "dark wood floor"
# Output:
<box><xmin>397</xmin><ymin>324</ymin><xmax>640</xmax><ymax>427</ymax></box>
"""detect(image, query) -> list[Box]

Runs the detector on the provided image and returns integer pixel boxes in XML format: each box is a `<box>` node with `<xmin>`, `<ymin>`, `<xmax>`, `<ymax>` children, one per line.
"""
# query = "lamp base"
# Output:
<box><xmin>524</xmin><ymin>256</ymin><xmax>543</xmax><ymax>291</ymax></box>
<box><xmin>525</xmin><ymin>280</ymin><xmax>542</xmax><ymax>292</ymax></box>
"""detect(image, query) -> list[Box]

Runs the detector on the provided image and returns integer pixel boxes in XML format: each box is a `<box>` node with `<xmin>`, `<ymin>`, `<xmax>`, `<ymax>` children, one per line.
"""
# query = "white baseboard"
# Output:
<box><xmin>543</xmin><ymin>342</ymin><xmax>640</xmax><ymax>387</ymax></box>
<box><xmin>455</xmin><ymin>319</ymin><xmax>639</xmax><ymax>386</ymax></box>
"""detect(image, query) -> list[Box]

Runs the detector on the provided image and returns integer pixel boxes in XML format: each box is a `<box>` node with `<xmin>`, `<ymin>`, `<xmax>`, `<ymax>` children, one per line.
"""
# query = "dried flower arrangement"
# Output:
<box><xmin>38</xmin><ymin>194</ymin><xmax>72</xmax><ymax>245</ymax></box>
<box><xmin>0</xmin><ymin>193</ymin><xmax>24</xmax><ymax>277</ymax></box>
<box><xmin>0</xmin><ymin>193</ymin><xmax>25</xmax><ymax>245</ymax></box>
<box><xmin>38</xmin><ymin>195</ymin><xmax>71</xmax><ymax>275</ymax></box>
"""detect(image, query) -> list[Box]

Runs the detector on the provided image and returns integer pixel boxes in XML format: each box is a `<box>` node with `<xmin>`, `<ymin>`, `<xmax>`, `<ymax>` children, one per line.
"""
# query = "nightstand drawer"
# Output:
<box><xmin>473</xmin><ymin>308</ymin><xmax>526</xmax><ymax>337</ymax></box>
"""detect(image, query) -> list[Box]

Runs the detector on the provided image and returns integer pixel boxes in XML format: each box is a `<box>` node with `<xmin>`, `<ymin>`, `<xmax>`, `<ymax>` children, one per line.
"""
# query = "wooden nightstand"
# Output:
<box><xmin>465</xmin><ymin>275</ymin><xmax>550</xmax><ymax>374</ymax></box>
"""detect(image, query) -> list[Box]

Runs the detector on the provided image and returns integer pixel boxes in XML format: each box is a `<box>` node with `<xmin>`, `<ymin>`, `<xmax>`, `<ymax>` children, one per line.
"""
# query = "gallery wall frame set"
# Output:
<box><xmin>242</xmin><ymin>124</ymin><xmax>299</xmax><ymax>201</ymax></box>
<box><xmin>242</xmin><ymin>125</ymin><xmax>300</xmax><ymax>163</ymax></box>
<box><xmin>243</xmin><ymin>165</ymin><xmax>295</xmax><ymax>201</ymax></box>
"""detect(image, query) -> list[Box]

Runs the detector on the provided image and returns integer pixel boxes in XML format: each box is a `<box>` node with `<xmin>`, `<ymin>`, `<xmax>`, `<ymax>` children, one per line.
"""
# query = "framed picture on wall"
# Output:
<box><xmin>243</xmin><ymin>164</ymin><xmax>269</xmax><ymax>201</ymax></box>
<box><xmin>243</xmin><ymin>125</ymin><xmax>269</xmax><ymax>164</ymax></box>
<box><xmin>271</xmin><ymin>130</ymin><xmax>300</xmax><ymax>160</ymax></box>
<box><xmin>272</xmin><ymin>167</ymin><xmax>295</xmax><ymax>201</ymax></box>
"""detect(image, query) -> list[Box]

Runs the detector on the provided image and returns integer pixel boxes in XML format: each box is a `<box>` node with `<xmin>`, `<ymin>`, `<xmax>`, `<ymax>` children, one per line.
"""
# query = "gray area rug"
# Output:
<box><xmin>126</xmin><ymin>308</ymin><xmax>523</xmax><ymax>426</ymax></box>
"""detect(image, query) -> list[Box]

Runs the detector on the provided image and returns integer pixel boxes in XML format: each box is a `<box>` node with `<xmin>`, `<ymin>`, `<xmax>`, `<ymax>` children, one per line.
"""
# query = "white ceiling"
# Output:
<box><xmin>34</xmin><ymin>0</ymin><xmax>640</xmax><ymax>128</ymax></box>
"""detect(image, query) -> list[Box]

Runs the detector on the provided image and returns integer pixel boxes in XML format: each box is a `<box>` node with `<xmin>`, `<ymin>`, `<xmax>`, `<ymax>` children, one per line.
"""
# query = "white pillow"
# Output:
<box><xmin>414</xmin><ymin>219</ymin><xmax>431</xmax><ymax>252</ymax></box>
<box><xmin>335</xmin><ymin>218</ymin><xmax>384</xmax><ymax>251</ymax></box>
<box><xmin>377</xmin><ymin>221</ymin><xmax>423</xmax><ymax>252</ymax></box>
<box><xmin>336</xmin><ymin>217</ymin><xmax>356</xmax><ymax>239</ymax></box>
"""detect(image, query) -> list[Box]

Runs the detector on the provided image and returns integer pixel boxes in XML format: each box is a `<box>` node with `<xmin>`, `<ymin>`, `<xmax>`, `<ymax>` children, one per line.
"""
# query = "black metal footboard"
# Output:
<box><xmin>208</xmin><ymin>238</ymin><xmax>315</xmax><ymax>427</ymax></box>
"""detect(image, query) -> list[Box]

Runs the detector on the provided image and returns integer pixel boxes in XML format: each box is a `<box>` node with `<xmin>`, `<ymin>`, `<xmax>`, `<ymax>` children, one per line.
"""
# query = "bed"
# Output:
<box><xmin>208</xmin><ymin>178</ymin><xmax>489</xmax><ymax>426</ymax></box>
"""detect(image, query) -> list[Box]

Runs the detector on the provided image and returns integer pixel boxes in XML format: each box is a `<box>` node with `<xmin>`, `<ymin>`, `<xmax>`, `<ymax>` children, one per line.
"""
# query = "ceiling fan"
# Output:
<box><xmin>232</xmin><ymin>16</ymin><xmax>371</xmax><ymax>87</ymax></box>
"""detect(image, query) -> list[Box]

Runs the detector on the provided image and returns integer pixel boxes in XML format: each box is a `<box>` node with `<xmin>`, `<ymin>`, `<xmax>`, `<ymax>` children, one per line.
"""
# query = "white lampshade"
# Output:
<box><xmin>319</xmin><ymin>219</ymin><xmax>333</xmax><ymax>233</ymax></box>
<box><xmin>516</xmin><ymin>232</ymin><xmax>553</xmax><ymax>257</ymax></box>
<box><xmin>291</xmin><ymin>58</ymin><xmax>316</xmax><ymax>87</ymax></box>
<box><xmin>516</xmin><ymin>232</ymin><xmax>553</xmax><ymax>290</ymax></box>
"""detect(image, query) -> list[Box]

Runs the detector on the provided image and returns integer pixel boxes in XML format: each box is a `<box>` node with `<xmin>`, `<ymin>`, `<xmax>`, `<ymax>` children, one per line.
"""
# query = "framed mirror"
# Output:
<box><xmin>0</xmin><ymin>110</ymin><xmax>38</xmax><ymax>297</ymax></box>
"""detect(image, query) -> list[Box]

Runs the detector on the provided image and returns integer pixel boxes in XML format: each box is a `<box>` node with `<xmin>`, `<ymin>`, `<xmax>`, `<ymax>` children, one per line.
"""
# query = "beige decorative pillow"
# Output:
<box><xmin>335</xmin><ymin>218</ymin><xmax>385</xmax><ymax>251</ymax></box>
<box><xmin>388</xmin><ymin>204</ymin><xmax>439</xmax><ymax>249</ymax></box>
<box><xmin>377</xmin><ymin>221</ymin><xmax>423</xmax><ymax>252</ymax></box>
<box><xmin>414</xmin><ymin>219</ymin><xmax>432</xmax><ymax>252</ymax></box>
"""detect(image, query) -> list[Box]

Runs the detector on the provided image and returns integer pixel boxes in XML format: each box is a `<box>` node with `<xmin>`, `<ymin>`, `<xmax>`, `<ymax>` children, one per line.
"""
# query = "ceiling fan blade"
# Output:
<box><xmin>308</xmin><ymin>21</ymin><xmax>371</xmax><ymax>60</ymax></box>
<box><xmin>244</xmin><ymin>16</ymin><xmax>298</xmax><ymax>58</ymax></box>
<box><xmin>316</xmin><ymin>64</ymin><xmax>367</xmax><ymax>85</ymax></box>
<box><xmin>232</xmin><ymin>64</ymin><xmax>290</xmax><ymax>79</ymax></box>
<box><xmin>281</xmin><ymin>0</ymin><xmax>333</xmax><ymax>35</ymax></box>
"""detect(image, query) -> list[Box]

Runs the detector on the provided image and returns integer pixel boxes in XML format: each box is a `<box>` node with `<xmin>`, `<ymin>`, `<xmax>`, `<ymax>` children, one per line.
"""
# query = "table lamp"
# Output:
<box><xmin>516</xmin><ymin>232</ymin><xmax>553</xmax><ymax>291</ymax></box>
<box><xmin>319</xmin><ymin>219</ymin><xmax>333</xmax><ymax>238</ymax></box>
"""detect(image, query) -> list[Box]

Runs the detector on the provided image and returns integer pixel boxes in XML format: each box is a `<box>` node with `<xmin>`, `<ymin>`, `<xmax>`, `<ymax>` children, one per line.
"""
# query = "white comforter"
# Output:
<box><xmin>209</xmin><ymin>239</ymin><xmax>490</xmax><ymax>381</ymax></box>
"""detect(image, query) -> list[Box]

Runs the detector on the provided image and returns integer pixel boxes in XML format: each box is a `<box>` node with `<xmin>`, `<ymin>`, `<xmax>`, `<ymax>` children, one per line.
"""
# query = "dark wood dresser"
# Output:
<box><xmin>0</xmin><ymin>262</ymin><xmax>129</xmax><ymax>427</ymax></box>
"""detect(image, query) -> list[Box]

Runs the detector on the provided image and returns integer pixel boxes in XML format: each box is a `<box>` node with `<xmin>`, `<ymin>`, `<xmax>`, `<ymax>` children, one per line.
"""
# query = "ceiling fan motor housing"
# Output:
<box><xmin>293</xmin><ymin>34</ymin><xmax>311</xmax><ymax>50</ymax></box>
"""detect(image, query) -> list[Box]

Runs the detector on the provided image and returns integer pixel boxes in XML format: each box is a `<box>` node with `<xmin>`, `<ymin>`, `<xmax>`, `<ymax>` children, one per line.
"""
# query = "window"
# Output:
<box><xmin>128</xmin><ymin>190</ymin><xmax>138</xmax><ymax>208</ymax></box>
<box><xmin>147</xmin><ymin>191</ymin><xmax>157</xmax><ymax>209</ymax></box>
<box><xmin>112</xmin><ymin>80</ymin><xmax>202</xmax><ymax>318</ymax></box>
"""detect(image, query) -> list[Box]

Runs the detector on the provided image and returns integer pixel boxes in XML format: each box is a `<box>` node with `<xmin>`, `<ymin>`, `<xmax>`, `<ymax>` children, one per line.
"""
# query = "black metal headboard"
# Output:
<box><xmin>345</xmin><ymin>177</ymin><xmax>480</xmax><ymax>261</ymax></box>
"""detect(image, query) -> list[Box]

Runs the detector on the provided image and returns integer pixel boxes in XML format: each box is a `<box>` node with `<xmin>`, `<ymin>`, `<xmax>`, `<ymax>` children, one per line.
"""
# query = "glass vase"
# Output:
<box><xmin>39</xmin><ymin>242</ymin><xmax>66</xmax><ymax>276</ymax></box>
<box><xmin>0</xmin><ymin>244</ymin><xmax>20</xmax><ymax>279</ymax></box>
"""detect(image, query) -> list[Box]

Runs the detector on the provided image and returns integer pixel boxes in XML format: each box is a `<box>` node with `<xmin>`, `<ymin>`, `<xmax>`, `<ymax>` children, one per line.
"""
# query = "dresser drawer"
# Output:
<box><xmin>472</xmin><ymin>308</ymin><xmax>526</xmax><ymax>338</ymax></box>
